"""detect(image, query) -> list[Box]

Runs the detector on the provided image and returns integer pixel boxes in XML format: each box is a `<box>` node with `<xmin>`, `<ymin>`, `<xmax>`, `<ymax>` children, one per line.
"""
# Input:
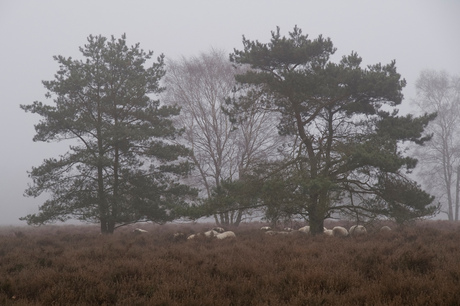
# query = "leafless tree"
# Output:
<box><xmin>163</xmin><ymin>49</ymin><xmax>280</xmax><ymax>225</ymax></box>
<box><xmin>413</xmin><ymin>70</ymin><xmax>460</xmax><ymax>220</ymax></box>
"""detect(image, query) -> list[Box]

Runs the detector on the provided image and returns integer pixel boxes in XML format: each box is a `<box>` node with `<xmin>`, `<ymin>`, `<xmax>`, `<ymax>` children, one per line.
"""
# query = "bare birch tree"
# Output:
<box><xmin>413</xmin><ymin>70</ymin><xmax>460</xmax><ymax>220</ymax></box>
<box><xmin>163</xmin><ymin>49</ymin><xmax>280</xmax><ymax>225</ymax></box>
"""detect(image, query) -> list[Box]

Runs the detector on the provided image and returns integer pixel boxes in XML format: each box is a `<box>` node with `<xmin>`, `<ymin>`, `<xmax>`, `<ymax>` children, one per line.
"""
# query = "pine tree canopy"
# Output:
<box><xmin>230</xmin><ymin>26</ymin><xmax>438</xmax><ymax>232</ymax></box>
<box><xmin>21</xmin><ymin>34</ymin><xmax>197</xmax><ymax>233</ymax></box>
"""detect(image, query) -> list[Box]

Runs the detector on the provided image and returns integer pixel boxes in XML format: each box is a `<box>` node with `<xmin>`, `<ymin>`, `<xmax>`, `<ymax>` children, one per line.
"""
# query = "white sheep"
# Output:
<box><xmin>380</xmin><ymin>225</ymin><xmax>392</xmax><ymax>232</ymax></box>
<box><xmin>213</xmin><ymin>227</ymin><xmax>225</xmax><ymax>233</ymax></box>
<box><xmin>133</xmin><ymin>228</ymin><xmax>148</xmax><ymax>234</ymax></box>
<box><xmin>332</xmin><ymin>226</ymin><xmax>349</xmax><ymax>237</ymax></box>
<box><xmin>349</xmin><ymin>225</ymin><xmax>367</xmax><ymax>237</ymax></box>
<box><xmin>187</xmin><ymin>233</ymin><xmax>200</xmax><ymax>240</ymax></box>
<box><xmin>298</xmin><ymin>226</ymin><xmax>310</xmax><ymax>234</ymax></box>
<box><xmin>216</xmin><ymin>231</ymin><xmax>236</xmax><ymax>240</ymax></box>
<box><xmin>260</xmin><ymin>226</ymin><xmax>272</xmax><ymax>231</ymax></box>
<box><xmin>323</xmin><ymin>229</ymin><xmax>333</xmax><ymax>236</ymax></box>
<box><xmin>204</xmin><ymin>230</ymin><xmax>218</xmax><ymax>238</ymax></box>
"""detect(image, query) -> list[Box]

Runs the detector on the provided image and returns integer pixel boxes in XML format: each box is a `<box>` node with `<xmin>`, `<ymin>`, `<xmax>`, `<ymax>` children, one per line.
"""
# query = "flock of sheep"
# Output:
<box><xmin>264</xmin><ymin>224</ymin><xmax>391</xmax><ymax>237</ymax></box>
<box><xmin>134</xmin><ymin>224</ymin><xmax>392</xmax><ymax>240</ymax></box>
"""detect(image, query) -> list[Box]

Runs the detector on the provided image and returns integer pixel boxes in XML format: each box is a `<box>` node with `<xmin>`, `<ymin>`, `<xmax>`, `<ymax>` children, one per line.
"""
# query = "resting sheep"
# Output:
<box><xmin>216</xmin><ymin>231</ymin><xmax>236</xmax><ymax>240</ymax></box>
<box><xmin>260</xmin><ymin>226</ymin><xmax>272</xmax><ymax>231</ymax></box>
<box><xmin>187</xmin><ymin>233</ymin><xmax>200</xmax><ymax>240</ymax></box>
<box><xmin>332</xmin><ymin>226</ymin><xmax>349</xmax><ymax>237</ymax></box>
<box><xmin>323</xmin><ymin>229</ymin><xmax>333</xmax><ymax>236</ymax></box>
<box><xmin>187</xmin><ymin>229</ymin><xmax>234</xmax><ymax>240</ymax></box>
<box><xmin>380</xmin><ymin>226</ymin><xmax>391</xmax><ymax>232</ymax></box>
<box><xmin>349</xmin><ymin>225</ymin><xmax>367</xmax><ymax>237</ymax></box>
<box><xmin>213</xmin><ymin>227</ymin><xmax>225</xmax><ymax>233</ymax></box>
<box><xmin>204</xmin><ymin>230</ymin><xmax>218</xmax><ymax>238</ymax></box>
<box><xmin>298</xmin><ymin>226</ymin><xmax>310</xmax><ymax>234</ymax></box>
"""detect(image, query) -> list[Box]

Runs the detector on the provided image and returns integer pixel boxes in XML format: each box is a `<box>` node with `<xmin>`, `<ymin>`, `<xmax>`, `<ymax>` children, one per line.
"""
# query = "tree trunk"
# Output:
<box><xmin>234</xmin><ymin>209</ymin><xmax>243</xmax><ymax>227</ymax></box>
<box><xmin>455</xmin><ymin>165</ymin><xmax>460</xmax><ymax>221</ymax></box>
<box><xmin>309</xmin><ymin>194</ymin><xmax>325</xmax><ymax>235</ymax></box>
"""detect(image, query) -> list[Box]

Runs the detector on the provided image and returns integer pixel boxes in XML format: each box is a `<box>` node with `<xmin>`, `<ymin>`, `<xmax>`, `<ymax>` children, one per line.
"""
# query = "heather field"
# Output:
<box><xmin>1</xmin><ymin>221</ymin><xmax>460</xmax><ymax>305</ymax></box>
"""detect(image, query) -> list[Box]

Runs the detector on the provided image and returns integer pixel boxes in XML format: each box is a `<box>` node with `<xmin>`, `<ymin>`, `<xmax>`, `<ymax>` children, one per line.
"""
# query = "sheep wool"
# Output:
<box><xmin>298</xmin><ymin>226</ymin><xmax>310</xmax><ymax>234</ymax></box>
<box><xmin>332</xmin><ymin>226</ymin><xmax>349</xmax><ymax>237</ymax></box>
<box><xmin>204</xmin><ymin>230</ymin><xmax>218</xmax><ymax>238</ymax></box>
<box><xmin>216</xmin><ymin>231</ymin><xmax>236</xmax><ymax>240</ymax></box>
<box><xmin>349</xmin><ymin>225</ymin><xmax>367</xmax><ymax>237</ymax></box>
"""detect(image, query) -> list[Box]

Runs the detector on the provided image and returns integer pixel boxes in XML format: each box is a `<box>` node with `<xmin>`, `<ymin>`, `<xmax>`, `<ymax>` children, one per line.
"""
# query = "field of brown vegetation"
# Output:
<box><xmin>1</xmin><ymin>221</ymin><xmax>460</xmax><ymax>305</ymax></box>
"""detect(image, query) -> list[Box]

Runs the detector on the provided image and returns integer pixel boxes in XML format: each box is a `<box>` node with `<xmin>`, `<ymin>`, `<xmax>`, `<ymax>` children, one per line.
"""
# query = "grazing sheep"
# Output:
<box><xmin>213</xmin><ymin>227</ymin><xmax>225</xmax><ymax>233</ymax></box>
<box><xmin>260</xmin><ymin>226</ymin><xmax>272</xmax><ymax>231</ymax></box>
<box><xmin>298</xmin><ymin>226</ymin><xmax>310</xmax><ymax>234</ymax></box>
<box><xmin>349</xmin><ymin>225</ymin><xmax>367</xmax><ymax>237</ymax></box>
<box><xmin>332</xmin><ymin>226</ymin><xmax>349</xmax><ymax>237</ymax></box>
<box><xmin>323</xmin><ymin>229</ymin><xmax>333</xmax><ymax>236</ymax></box>
<box><xmin>133</xmin><ymin>228</ymin><xmax>148</xmax><ymax>234</ymax></box>
<box><xmin>216</xmin><ymin>231</ymin><xmax>236</xmax><ymax>240</ymax></box>
<box><xmin>380</xmin><ymin>226</ymin><xmax>392</xmax><ymax>232</ymax></box>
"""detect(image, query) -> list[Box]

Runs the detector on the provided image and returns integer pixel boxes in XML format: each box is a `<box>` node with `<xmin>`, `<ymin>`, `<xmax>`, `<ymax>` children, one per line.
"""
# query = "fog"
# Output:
<box><xmin>0</xmin><ymin>0</ymin><xmax>459</xmax><ymax>225</ymax></box>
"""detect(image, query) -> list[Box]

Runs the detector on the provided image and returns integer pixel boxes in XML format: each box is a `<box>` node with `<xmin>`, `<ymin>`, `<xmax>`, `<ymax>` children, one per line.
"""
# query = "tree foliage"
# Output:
<box><xmin>21</xmin><ymin>34</ymin><xmax>197</xmax><ymax>233</ymax></box>
<box><xmin>230</xmin><ymin>26</ymin><xmax>437</xmax><ymax>233</ymax></box>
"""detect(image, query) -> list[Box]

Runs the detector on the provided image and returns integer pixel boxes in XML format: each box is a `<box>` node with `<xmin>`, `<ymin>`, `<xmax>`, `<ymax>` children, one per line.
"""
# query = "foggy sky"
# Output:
<box><xmin>1</xmin><ymin>0</ymin><xmax>459</xmax><ymax>225</ymax></box>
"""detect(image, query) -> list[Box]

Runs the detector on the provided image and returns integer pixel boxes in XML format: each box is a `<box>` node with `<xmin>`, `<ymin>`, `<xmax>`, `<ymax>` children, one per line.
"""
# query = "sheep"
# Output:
<box><xmin>380</xmin><ymin>226</ymin><xmax>392</xmax><ymax>232</ymax></box>
<box><xmin>323</xmin><ymin>229</ymin><xmax>333</xmax><ymax>236</ymax></box>
<box><xmin>332</xmin><ymin>226</ymin><xmax>349</xmax><ymax>237</ymax></box>
<box><xmin>213</xmin><ymin>227</ymin><xmax>225</xmax><ymax>233</ymax></box>
<box><xmin>216</xmin><ymin>231</ymin><xmax>236</xmax><ymax>240</ymax></box>
<box><xmin>349</xmin><ymin>225</ymin><xmax>367</xmax><ymax>237</ymax></box>
<box><xmin>204</xmin><ymin>230</ymin><xmax>218</xmax><ymax>238</ymax></box>
<box><xmin>133</xmin><ymin>228</ymin><xmax>148</xmax><ymax>234</ymax></box>
<box><xmin>298</xmin><ymin>226</ymin><xmax>310</xmax><ymax>234</ymax></box>
<box><xmin>187</xmin><ymin>233</ymin><xmax>200</xmax><ymax>240</ymax></box>
<box><xmin>260</xmin><ymin>226</ymin><xmax>272</xmax><ymax>231</ymax></box>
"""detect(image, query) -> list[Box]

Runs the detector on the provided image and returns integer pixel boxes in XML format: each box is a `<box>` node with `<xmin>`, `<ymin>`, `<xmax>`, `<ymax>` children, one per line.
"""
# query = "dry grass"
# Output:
<box><xmin>1</xmin><ymin>221</ymin><xmax>460</xmax><ymax>305</ymax></box>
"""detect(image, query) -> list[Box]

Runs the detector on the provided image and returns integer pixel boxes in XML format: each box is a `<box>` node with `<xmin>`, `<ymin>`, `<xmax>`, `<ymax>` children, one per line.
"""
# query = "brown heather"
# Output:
<box><xmin>1</xmin><ymin>221</ymin><xmax>460</xmax><ymax>305</ymax></box>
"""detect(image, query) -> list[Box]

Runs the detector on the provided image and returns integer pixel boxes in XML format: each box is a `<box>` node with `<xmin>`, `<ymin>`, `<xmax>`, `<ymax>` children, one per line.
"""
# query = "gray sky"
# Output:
<box><xmin>0</xmin><ymin>0</ymin><xmax>459</xmax><ymax>225</ymax></box>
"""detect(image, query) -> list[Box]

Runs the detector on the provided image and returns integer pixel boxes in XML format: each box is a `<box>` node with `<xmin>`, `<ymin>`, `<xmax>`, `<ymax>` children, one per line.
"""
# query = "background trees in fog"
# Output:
<box><xmin>163</xmin><ymin>50</ymin><xmax>280</xmax><ymax>226</ymax></box>
<box><xmin>413</xmin><ymin>70</ymin><xmax>460</xmax><ymax>221</ymax></box>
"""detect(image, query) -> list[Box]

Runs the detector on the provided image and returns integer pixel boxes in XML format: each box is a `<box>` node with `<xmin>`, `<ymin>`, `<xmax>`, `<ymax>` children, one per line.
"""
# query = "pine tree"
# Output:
<box><xmin>21</xmin><ymin>34</ymin><xmax>196</xmax><ymax>233</ymax></box>
<box><xmin>230</xmin><ymin>27</ymin><xmax>437</xmax><ymax>234</ymax></box>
